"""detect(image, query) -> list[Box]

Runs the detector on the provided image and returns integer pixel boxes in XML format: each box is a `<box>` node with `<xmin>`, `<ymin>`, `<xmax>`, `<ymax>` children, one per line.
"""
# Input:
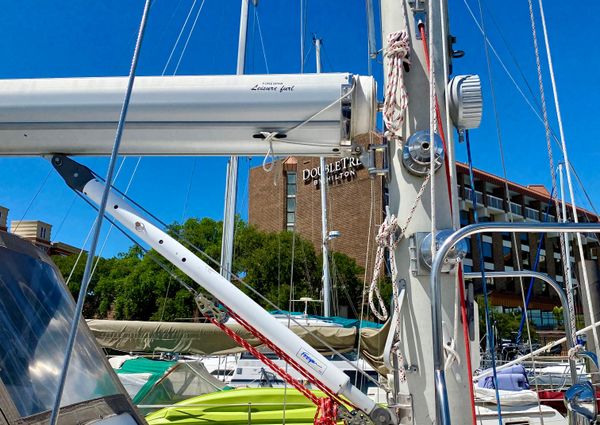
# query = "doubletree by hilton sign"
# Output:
<box><xmin>302</xmin><ymin>157</ymin><xmax>363</xmax><ymax>188</ymax></box>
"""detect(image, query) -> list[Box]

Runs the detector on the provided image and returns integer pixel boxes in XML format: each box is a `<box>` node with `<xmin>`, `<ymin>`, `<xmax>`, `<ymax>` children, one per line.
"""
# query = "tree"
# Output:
<box><xmin>235</xmin><ymin>226</ymin><xmax>321</xmax><ymax>309</ymax></box>
<box><xmin>51</xmin><ymin>217</ymin><xmax>365</xmax><ymax>321</ymax></box>
<box><xmin>331</xmin><ymin>252</ymin><xmax>365</xmax><ymax>318</ymax></box>
<box><xmin>51</xmin><ymin>252</ymin><xmax>113</xmax><ymax>318</ymax></box>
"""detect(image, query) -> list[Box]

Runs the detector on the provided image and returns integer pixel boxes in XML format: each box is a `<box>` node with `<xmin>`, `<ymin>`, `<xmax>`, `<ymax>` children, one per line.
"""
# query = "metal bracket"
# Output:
<box><xmin>408</xmin><ymin>0</ymin><xmax>426</xmax><ymax>11</ymax></box>
<box><xmin>409</xmin><ymin>235</ymin><xmax>418</xmax><ymax>276</ymax></box>
<box><xmin>408</xmin><ymin>0</ymin><xmax>427</xmax><ymax>40</ymax></box>
<box><xmin>383</xmin><ymin>280</ymin><xmax>407</xmax><ymax>371</ymax></box>
<box><xmin>391</xmin><ymin>394</ymin><xmax>414</xmax><ymax>425</ymax></box>
<box><xmin>414</xmin><ymin>12</ymin><xmax>426</xmax><ymax>40</ymax></box>
<box><xmin>339</xmin><ymin>406</ymin><xmax>369</xmax><ymax>425</ymax></box>
<box><xmin>365</xmin><ymin>140</ymin><xmax>389</xmax><ymax>178</ymax></box>
<box><xmin>194</xmin><ymin>293</ymin><xmax>228</xmax><ymax>324</ymax></box>
<box><xmin>413</xmin><ymin>232</ymin><xmax>430</xmax><ymax>276</ymax></box>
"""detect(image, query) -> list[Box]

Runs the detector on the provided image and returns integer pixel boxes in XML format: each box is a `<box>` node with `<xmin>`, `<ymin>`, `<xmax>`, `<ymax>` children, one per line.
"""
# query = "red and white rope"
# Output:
<box><xmin>382</xmin><ymin>30</ymin><xmax>410</xmax><ymax>143</ymax></box>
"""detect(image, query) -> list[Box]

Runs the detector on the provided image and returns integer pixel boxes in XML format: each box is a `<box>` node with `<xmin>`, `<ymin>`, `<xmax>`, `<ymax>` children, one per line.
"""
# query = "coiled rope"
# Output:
<box><xmin>382</xmin><ymin>30</ymin><xmax>410</xmax><ymax>143</ymax></box>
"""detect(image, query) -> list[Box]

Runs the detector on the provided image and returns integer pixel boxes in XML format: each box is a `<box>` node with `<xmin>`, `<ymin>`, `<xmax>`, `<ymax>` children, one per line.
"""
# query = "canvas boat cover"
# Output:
<box><xmin>88</xmin><ymin>319</ymin><xmax>358</xmax><ymax>355</ymax></box>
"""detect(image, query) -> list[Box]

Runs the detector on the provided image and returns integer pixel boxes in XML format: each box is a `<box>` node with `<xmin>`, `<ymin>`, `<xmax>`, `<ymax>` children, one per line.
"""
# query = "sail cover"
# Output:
<box><xmin>88</xmin><ymin>319</ymin><xmax>357</xmax><ymax>355</ymax></box>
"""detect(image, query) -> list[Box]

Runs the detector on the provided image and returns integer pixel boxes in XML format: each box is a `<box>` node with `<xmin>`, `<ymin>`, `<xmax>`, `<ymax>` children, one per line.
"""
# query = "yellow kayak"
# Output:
<box><xmin>146</xmin><ymin>387</ymin><xmax>343</xmax><ymax>425</ymax></box>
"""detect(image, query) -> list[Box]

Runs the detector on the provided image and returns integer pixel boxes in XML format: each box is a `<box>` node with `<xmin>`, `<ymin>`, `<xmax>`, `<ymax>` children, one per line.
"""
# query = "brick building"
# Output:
<box><xmin>249</xmin><ymin>154</ymin><xmax>384</xmax><ymax>275</ymax></box>
<box><xmin>249</xmin><ymin>157</ymin><xmax>600</xmax><ymax>329</ymax></box>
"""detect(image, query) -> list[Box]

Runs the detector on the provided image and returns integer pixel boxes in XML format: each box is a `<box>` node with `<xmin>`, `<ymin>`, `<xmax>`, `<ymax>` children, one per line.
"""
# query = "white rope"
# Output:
<box><xmin>538</xmin><ymin>0</ymin><xmax>600</xmax><ymax>357</ymax></box>
<box><xmin>444</xmin><ymin>337</ymin><xmax>461</xmax><ymax>371</ymax></box>
<box><xmin>261</xmin><ymin>131</ymin><xmax>278</xmax><ymax>172</ymax></box>
<box><xmin>368</xmin><ymin>215</ymin><xmax>398</xmax><ymax>321</ymax></box>
<box><xmin>568</xmin><ymin>344</ymin><xmax>584</xmax><ymax>360</ymax></box>
<box><xmin>382</xmin><ymin>31</ymin><xmax>410</xmax><ymax>143</ymax></box>
<box><xmin>368</xmin><ymin>175</ymin><xmax>430</xmax><ymax>382</ymax></box>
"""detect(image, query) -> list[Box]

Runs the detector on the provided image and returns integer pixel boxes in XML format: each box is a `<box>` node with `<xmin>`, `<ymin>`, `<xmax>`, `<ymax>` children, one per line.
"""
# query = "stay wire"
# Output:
<box><xmin>162</xmin><ymin>0</ymin><xmax>199</xmax><ymax>74</ymax></box>
<box><xmin>462</xmin><ymin>0</ymin><xmax>597</xmax><ymax>216</ymax></box>
<box><xmin>48</xmin><ymin>2</ymin><xmax>152</xmax><ymax>424</ymax></box>
<box><xmin>254</xmin><ymin>8</ymin><xmax>270</xmax><ymax>73</ymax></box>
<box><xmin>465</xmin><ymin>130</ymin><xmax>503</xmax><ymax>423</ymax></box>
<box><xmin>12</xmin><ymin>168</ymin><xmax>52</xmax><ymax>233</ymax></box>
<box><xmin>516</xmin><ymin>190</ymin><xmax>555</xmax><ymax>343</ymax></box>
<box><xmin>173</xmin><ymin>0</ymin><xmax>207</xmax><ymax>74</ymax></box>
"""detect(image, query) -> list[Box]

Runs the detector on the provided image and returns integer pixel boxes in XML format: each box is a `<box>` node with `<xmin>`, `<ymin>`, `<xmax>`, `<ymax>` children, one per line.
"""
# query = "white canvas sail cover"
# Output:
<box><xmin>0</xmin><ymin>73</ymin><xmax>375</xmax><ymax>157</ymax></box>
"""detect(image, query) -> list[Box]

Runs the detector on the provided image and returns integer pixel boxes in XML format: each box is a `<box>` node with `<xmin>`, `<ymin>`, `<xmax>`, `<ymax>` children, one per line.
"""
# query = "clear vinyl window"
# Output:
<box><xmin>0</xmin><ymin>247</ymin><xmax>123</xmax><ymax>417</ymax></box>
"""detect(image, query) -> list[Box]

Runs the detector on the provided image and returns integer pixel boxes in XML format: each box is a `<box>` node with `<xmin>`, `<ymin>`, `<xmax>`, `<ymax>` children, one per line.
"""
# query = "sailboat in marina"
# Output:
<box><xmin>1</xmin><ymin>0</ymin><xmax>600</xmax><ymax>424</ymax></box>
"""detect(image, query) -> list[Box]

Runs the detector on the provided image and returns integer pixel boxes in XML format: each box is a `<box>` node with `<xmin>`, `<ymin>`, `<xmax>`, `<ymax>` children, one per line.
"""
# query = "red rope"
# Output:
<box><xmin>226</xmin><ymin>308</ymin><xmax>353</xmax><ymax>407</ymax></box>
<box><xmin>203</xmin><ymin>303</ymin><xmax>353</xmax><ymax>424</ymax></box>
<box><xmin>203</xmin><ymin>312</ymin><xmax>319</xmax><ymax>404</ymax></box>
<box><xmin>418</xmin><ymin>22</ymin><xmax>477</xmax><ymax>425</ymax></box>
<box><xmin>418</xmin><ymin>23</ymin><xmax>454</xmax><ymax>216</ymax></box>
<box><xmin>314</xmin><ymin>397</ymin><xmax>338</xmax><ymax>425</ymax></box>
<box><xmin>457</xmin><ymin>264</ymin><xmax>477</xmax><ymax>424</ymax></box>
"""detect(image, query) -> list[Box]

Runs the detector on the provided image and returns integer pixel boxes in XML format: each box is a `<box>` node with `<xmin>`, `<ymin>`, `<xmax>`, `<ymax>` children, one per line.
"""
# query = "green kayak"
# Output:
<box><xmin>145</xmin><ymin>387</ymin><xmax>343</xmax><ymax>425</ymax></box>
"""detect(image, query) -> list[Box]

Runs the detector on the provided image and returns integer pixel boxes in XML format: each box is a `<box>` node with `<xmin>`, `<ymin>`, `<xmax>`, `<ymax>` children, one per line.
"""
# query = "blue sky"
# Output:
<box><xmin>0</xmin><ymin>0</ymin><xmax>598</xmax><ymax>258</ymax></box>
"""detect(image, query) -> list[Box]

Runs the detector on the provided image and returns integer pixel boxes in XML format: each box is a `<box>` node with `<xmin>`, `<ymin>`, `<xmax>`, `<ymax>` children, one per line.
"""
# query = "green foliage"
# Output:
<box><xmin>476</xmin><ymin>295</ymin><xmax>537</xmax><ymax>345</ymax></box>
<box><xmin>552</xmin><ymin>306</ymin><xmax>564</xmax><ymax>327</ymax></box>
<box><xmin>51</xmin><ymin>217</ymin><xmax>366</xmax><ymax>321</ymax></box>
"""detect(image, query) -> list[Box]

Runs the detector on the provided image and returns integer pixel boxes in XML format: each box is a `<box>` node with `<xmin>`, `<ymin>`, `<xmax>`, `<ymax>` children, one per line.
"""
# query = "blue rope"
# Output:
<box><xmin>465</xmin><ymin>130</ymin><xmax>503</xmax><ymax>423</ymax></box>
<box><xmin>515</xmin><ymin>190</ymin><xmax>554</xmax><ymax>344</ymax></box>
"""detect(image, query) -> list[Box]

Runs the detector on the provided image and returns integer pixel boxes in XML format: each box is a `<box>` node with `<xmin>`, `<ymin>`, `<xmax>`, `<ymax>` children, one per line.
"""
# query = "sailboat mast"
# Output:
<box><xmin>220</xmin><ymin>0</ymin><xmax>252</xmax><ymax>280</ymax></box>
<box><xmin>314</xmin><ymin>36</ymin><xmax>333</xmax><ymax>317</ymax></box>
<box><xmin>380</xmin><ymin>0</ymin><xmax>471</xmax><ymax>423</ymax></box>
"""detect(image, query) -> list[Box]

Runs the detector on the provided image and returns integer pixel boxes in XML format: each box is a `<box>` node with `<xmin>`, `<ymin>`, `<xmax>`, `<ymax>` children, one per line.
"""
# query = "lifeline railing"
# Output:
<box><xmin>430</xmin><ymin>222</ymin><xmax>600</xmax><ymax>425</ymax></box>
<box><xmin>463</xmin><ymin>270</ymin><xmax>577</xmax><ymax>382</ymax></box>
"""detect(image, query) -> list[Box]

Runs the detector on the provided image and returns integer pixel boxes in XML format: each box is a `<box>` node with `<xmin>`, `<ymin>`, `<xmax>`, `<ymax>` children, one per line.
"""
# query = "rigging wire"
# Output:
<box><xmin>461</xmin><ymin>0</ymin><xmax>598</xmax><ymax>220</ymax></box>
<box><xmin>162</xmin><ymin>0</ymin><xmax>200</xmax><ymax>74</ymax></box>
<box><xmin>12</xmin><ymin>168</ymin><xmax>52</xmax><ymax>234</ymax></box>
<box><xmin>516</xmin><ymin>193</ymin><xmax>555</xmax><ymax>343</ymax></box>
<box><xmin>90</xmin><ymin>157</ymin><xmax>143</xmax><ymax>280</ymax></box>
<box><xmin>65</xmin><ymin>0</ymin><xmax>206</xmax><ymax>286</ymax></box>
<box><xmin>465</xmin><ymin>130</ymin><xmax>503</xmax><ymax>423</ymax></box>
<box><xmin>173</xmin><ymin>0</ymin><xmax>207</xmax><ymax>74</ymax></box>
<box><xmin>48</xmin><ymin>2</ymin><xmax>152</xmax><ymax>424</ymax></box>
<box><xmin>53</xmin><ymin>193</ymin><xmax>78</xmax><ymax>240</ymax></box>
<box><xmin>537</xmin><ymin>0</ymin><xmax>600</xmax><ymax>356</ymax></box>
<box><xmin>181</xmin><ymin>158</ymin><xmax>199</xmax><ymax>222</ymax></box>
<box><xmin>473</xmin><ymin>1</ymin><xmax>542</xmax><ymax>399</ymax></box>
<box><xmin>525</xmin><ymin>0</ymin><xmax>574</xmax><ymax>356</ymax></box>
<box><xmin>254</xmin><ymin>8</ymin><xmax>270</xmax><ymax>73</ymax></box>
<box><xmin>474</xmin><ymin>0</ymin><xmax>543</xmax><ymax>419</ymax></box>
<box><xmin>418</xmin><ymin>21</ymin><xmax>476</xmax><ymax>423</ymax></box>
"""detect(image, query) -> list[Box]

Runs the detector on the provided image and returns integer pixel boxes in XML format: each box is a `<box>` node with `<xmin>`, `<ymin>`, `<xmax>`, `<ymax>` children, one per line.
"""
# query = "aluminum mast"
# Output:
<box><xmin>220</xmin><ymin>0</ymin><xmax>253</xmax><ymax>281</ymax></box>
<box><xmin>380</xmin><ymin>0</ymin><xmax>472</xmax><ymax>423</ymax></box>
<box><xmin>314</xmin><ymin>36</ymin><xmax>332</xmax><ymax>317</ymax></box>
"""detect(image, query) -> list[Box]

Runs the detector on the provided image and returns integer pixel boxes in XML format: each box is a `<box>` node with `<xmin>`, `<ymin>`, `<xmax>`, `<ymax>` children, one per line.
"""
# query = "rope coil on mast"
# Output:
<box><xmin>382</xmin><ymin>30</ymin><xmax>410</xmax><ymax>143</ymax></box>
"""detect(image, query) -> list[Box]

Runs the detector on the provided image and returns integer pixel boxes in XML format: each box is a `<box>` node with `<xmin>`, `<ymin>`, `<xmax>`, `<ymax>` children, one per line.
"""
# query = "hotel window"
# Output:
<box><xmin>502</xmin><ymin>245</ymin><xmax>512</xmax><ymax>264</ymax></box>
<box><xmin>482</xmin><ymin>242</ymin><xmax>493</xmax><ymax>261</ymax></box>
<box><xmin>459</xmin><ymin>211</ymin><xmax>470</xmax><ymax>227</ymax></box>
<box><xmin>286</xmin><ymin>172</ymin><xmax>297</xmax><ymax>231</ymax></box>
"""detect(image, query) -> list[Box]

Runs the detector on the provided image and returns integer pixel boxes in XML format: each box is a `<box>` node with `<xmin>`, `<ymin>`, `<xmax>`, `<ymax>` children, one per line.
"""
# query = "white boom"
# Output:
<box><xmin>0</xmin><ymin>74</ymin><xmax>374</xmax><ymax>157</ymax></box>
<box><xmin>50</xmin><ymin>155</ymin><xmax>396</xmax><ymax>425</ymax></box>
